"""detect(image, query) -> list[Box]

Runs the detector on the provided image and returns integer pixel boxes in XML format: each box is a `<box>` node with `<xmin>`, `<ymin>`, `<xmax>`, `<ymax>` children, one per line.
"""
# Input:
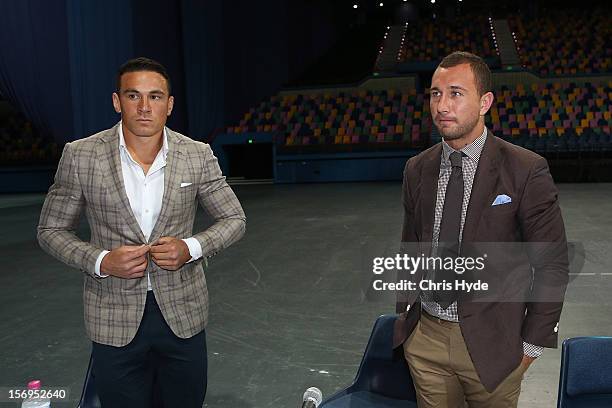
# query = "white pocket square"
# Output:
<box><xmin>492</xmin><ymin>194</ymin><xmax>512</xmax><ymax>206</ymax></box>
<box><xmin>180</xmin><ymin>182</ymin><xmax>193</xmax><ymax>188</ymax></box>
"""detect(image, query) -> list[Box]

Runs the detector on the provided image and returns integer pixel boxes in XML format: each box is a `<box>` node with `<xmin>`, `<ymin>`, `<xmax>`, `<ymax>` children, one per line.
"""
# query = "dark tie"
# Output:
<box><xmin>433</xmin><ymin>151</ymin><xmax>464</xmax><ymax>309</ymax></box>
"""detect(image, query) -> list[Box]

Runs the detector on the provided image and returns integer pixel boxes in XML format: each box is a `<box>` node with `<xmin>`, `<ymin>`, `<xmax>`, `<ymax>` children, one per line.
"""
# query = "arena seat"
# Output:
<box><xmin>557</xmin><ymin>337</ymin><xmax>612</xmax><ymax>408</ymax></box>
<box><xmin>320</xmin><ymin>315</ymin><xmax>417</xmax><ymax>408</ymax></box>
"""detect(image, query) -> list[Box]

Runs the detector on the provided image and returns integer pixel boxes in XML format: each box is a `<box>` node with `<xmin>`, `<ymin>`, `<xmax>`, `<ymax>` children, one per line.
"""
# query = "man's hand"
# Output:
<box><xmin>521</xmin><ymin>354</ymin><xmax>537</xmax><ymax>371</ymax></box>
<box><xmin>150</xmin><ymin>236</ymin><xmax>191</xmax><ymax>271</ymax></box>
<box><xmin>100</xmin><ymin>244</ymin><xmax>150</xmax><ymax>279</ymax></box>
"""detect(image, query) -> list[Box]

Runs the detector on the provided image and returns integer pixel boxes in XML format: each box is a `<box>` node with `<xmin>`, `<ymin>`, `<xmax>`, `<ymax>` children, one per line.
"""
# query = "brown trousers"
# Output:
<box><xmin>403</xmin><ymin>312</ymin><xmax>527</xmax><ymax>408</ymax></box>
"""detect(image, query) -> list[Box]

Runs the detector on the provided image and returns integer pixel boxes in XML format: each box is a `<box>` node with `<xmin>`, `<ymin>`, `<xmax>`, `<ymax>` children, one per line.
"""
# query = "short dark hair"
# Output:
<box><xmin>438</xmin><ymin>51</ymin><xmax>492</xmax><ymax>96</ymax></box>
<box><xmin>116</xmin><ymin>57</ymin><xmax>171</xmax><ymax>94</ymax></box>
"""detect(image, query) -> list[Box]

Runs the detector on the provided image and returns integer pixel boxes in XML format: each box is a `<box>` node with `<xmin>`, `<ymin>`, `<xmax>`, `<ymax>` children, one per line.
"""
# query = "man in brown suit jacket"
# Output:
<box><xmin>394</xmin><ymin>52</ymin><xmax>569</xmax><ymax>407</ymax></box>
<box><xmin>37</xmin><ymin>58</ymin><xmax>245</xmax><ymax>407</ymax></box>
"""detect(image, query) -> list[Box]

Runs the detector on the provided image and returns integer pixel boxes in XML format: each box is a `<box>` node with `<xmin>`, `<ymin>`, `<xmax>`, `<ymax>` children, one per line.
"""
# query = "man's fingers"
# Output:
<box><xmin>119</xmin><ymin>256</ymin><xmax>147</xmax><ymax>274</ymax></box>
<box><xmin>129</xmin><ymin>244</ymin><xmax>151</xmax><ymax>256</ymax></box>
<box><xmin>151</xmin><ymin>237</ymin><xmax>173</xmax><ymax>248</ymax></box>
<box><xmin>156</xmin><ymin>236</ymin><xmax>173</xmax><ymax>245</ymax></box>
<box><xmin>116</xmin><ymin>244</ymin><xmax>149</xmax><ymax>261</ymax></box>
<box><xmin>126</xmin><ymin>270</ymin><xmax>145</xmax><ymax>279</ymax></box>
<box><xmin>150</xmin><ymin>244</ymin><xmax>171</xmax><ymax>254</ymax></box>
<box><xmin>151</xmin><ymin>251</ymin><xmax>174</xmax><ymax>261</ymax></box>
<box><xmin>122</xmin><ymin>256</ymin><xmax>147</xmax><ymax>272</ymax></box>
<box><xmin>133</xmin><ymin>258</ymin><xmax>148</xmax><ymax>271</ymax></box>
<box><xmin>129</xmin><ymin>267</ymin><xmax>146</xmax><ymax>276</ymax></box>
<box><xmin>125</xmin><ymin>260</ymin><xmax>147</xmax><ymax>278</ymax></box>
<box><xmin>151</xmin><ymin>257</ymin><xmax>178</xmax><ymax>268</ymax></box>
<box><xmin>153</xmin><ymin>260</ymin><xmax>178</xmax><ymax>270</ymax></box>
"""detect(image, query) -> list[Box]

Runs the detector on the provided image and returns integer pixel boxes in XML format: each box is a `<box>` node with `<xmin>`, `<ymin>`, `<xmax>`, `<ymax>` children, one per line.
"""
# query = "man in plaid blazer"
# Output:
<box><xmin>37</xmin><ymin>57</ymin><xmax>245</xmax><ymax>408</ymax></box>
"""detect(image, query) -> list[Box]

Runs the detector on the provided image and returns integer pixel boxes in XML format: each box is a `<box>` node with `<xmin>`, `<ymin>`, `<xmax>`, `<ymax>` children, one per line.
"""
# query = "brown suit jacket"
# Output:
<box><xmin>394</xmin><ymin>130</ymin><xmax>569</xmax><ymax>392</ymax></box>
<box><xmin>38</xmin><ymin>123</ymin><xmax>246</xmax><ymax>346</ymax></box>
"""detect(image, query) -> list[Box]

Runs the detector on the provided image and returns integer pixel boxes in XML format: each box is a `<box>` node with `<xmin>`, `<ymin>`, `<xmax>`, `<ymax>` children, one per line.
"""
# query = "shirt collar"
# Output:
<box><xmin>441</xmin><ymin>126</ymin><xmax>488</xmax><ymax>165</ymax></box>
<box><xmin>118</xmin><ymin>121</ymin><xmax>169</xmax><ymax>160</ymax></box>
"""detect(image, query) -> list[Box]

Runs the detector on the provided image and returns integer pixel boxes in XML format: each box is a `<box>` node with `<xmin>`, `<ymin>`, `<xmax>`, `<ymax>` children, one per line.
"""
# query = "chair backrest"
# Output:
<box><xmin>558</xmin><ymin>336</ymin><xmax>612</xmax><ymax>408</ymax></box>
<box><xmin>349</xmin><ymin>315</ymin><xmax>417</xmax><ymax>401</ymax></box>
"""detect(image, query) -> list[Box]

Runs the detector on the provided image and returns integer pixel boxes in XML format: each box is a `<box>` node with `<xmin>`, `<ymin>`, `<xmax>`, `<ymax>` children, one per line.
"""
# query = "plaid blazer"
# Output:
<box><xmin>37</xmin><ymin>123</ymin><xmax>246</xmax><ymax>346</ymax></box>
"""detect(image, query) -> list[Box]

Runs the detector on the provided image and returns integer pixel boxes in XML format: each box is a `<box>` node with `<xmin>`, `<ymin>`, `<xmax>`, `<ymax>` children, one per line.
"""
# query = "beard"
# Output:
<box><xmin>435</xmin><ymin>114</ymin><xmax>480</xmax><ymax>141</ymax></box>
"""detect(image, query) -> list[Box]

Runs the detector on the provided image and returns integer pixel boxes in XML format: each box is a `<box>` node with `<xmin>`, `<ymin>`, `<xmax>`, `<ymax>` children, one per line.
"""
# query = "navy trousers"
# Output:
<box><xmin>92</xmin><ymin>291</ymin><xmax>207</xmax><ymax>408</ymax></box>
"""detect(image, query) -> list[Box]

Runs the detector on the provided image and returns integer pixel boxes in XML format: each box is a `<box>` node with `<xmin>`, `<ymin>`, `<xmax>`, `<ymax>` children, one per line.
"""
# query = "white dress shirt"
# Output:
<box><xmin>94</xmin><ymin>124</ymin><xmax>202</xmax><ymax>290</ymax></box>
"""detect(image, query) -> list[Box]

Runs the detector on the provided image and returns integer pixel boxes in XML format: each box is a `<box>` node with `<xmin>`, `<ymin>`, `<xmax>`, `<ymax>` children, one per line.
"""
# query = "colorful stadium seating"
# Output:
<box><xmin>398</xmin><ymin>15</ymin><xmax>499</xmax><ymax>63</ymax></box>
<box><xmin>229</xmin><ymin>81</ymin><xmax>611</xmax><ymax>153</ymax></box>
<box><xmin>0</xmin><ymin>113</ymin><xmax>59</xmax><ymax>164</ymax></box>
<box><xmin>486</xmin><ymin>81</ymin><xmax>611</xmax><ymax>152</ymax></box>
<box><xmin>509</xmin><ymin>11</ymin><xmax>610</xmax><ymax>76</ymax></box>
<box><xmin>228</xmin><ymin>89</ymin><xmax>432</xmax><ymax>148</ymax></box>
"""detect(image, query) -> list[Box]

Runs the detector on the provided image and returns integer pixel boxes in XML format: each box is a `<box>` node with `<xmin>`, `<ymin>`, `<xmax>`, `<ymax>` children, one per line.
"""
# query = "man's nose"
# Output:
<box><xmin>138</xmin><ymin>97</ymin><xmax>151</xmax><ymax>113</ymax></box>
<box><xmin>437</xmin><ymin>93</ymin><xmax>450</xmax><ymax>113</ymax></box>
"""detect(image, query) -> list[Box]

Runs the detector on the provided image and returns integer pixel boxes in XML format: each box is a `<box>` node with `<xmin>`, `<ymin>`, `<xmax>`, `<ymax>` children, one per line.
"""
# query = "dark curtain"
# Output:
<box><xmin>0</xmin><ymin>0</ymin><xmax>74</xmax><ymax>142</ymax></box>
<box><xmin>132</xmin><ymin>0</ymin><xmax>188</xmax><ymax>134</ymax></box>
<box><xmin>66</xmin><ymin>0</ymin><xmax>134</xmax><ymax>140</ymax></box>
<box><xmin>180</xmin><ymin>0</ymin><xmax>225</xmax><ymax>140</ymax></box>
<box><xmin>180</xmin><ymin>0</ymin><xmax>336</xmax><ymax>140</ymax></box>
<box><xmin>214</xmin><ymin>0</ymin><xmax>337</xmax><ymax>131</ymax></box>
<box><xmin>221</xmin><ymin>0</ymin><xmax>290</xmax><ymax>127</ymax></box>
<box><xmin>0</xmin><ymin>0</ymin><xmax>339</xmax><ymax>143</ymax></box>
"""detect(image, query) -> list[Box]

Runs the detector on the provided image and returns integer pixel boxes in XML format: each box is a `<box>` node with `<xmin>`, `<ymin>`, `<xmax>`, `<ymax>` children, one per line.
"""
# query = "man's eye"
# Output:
<box><xmin>127</xmin><ymin>94</ymin><xmax>139</xmax><ymax>100</ymax></box>
<box><xmin>151</xmin><ymin>95</ymin><xmax>161</xmax><ymax>100</ymax></box>
<box><xmin>452</xmin><ymin>91</ymin><xmax>463</xmax><ymax>97</ymax></box>
<box><xmin>431</xmin><ymin>91</ymin><xmax>440</xmax><ymax>97</ymax></box>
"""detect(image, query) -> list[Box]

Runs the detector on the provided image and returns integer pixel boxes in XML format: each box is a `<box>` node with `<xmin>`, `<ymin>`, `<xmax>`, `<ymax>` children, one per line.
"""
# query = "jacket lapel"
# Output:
<box><xmin>99</xmin><ymin>124</ymin><xmax>146</xmax><ymax>243</ymax></box>
<box><xmin>420</xmin><ymin>144</ymin><xmax>442</xmax><ymax>252</ymax></box>
<box><xmin>149</xmin><ymin>129</ymin><xmax>185</xmax><ymax>243</ymax></box>
<box><xmin>462</xmin><ymin>130</ymin><xmax>501</xmax><ymax>243</ymax></box>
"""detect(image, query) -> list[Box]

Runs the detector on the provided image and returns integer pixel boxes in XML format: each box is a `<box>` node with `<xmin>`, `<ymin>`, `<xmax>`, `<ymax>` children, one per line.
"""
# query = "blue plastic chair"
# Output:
<box><xmin>320</xmin><ymin>315</ymin><xmax>417</xmax><ymax>407</ymax></box>
<box><xmin>557</xmin><ymin>337</ymin><xmax>612</xmax><ymax>408</ymax></box>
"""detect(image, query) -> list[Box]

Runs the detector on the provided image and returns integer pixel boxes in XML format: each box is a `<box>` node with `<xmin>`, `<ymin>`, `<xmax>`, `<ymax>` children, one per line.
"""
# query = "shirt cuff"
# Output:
<box><xmin>523</xmin><ymin>341</ymin><xmax>544</xmax><ymax>358</ymax></box>
<box><xmin>182</xmin><ymin>238</ymin><xmax>203</xmax><ymax>263</ymax></box>
<box><xmin>95</xmin><ymin>250</ymin><xmax>110</xmax><ymax>278</ymax></box>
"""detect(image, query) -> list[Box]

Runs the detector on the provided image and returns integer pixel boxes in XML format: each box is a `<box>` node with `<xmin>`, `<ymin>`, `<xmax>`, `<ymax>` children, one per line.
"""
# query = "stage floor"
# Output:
<box><xmin>0</xmin><ymin>182</ymin><xmax>610</xmax><ymax>407</ymax></box>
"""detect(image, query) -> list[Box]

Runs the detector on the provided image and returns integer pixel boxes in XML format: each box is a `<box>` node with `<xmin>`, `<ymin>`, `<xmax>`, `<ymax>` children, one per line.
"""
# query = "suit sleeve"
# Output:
<box><xmin>519</xmin><ymin>156</ymin><xmax>569</xmax><ymax>348</ymax></box>
<box><xmin>192</xmin><ymin>144</ymin><xmax>246</xmax><ymax>258</ymax></box>
<box><xmin>37</xmin><ymin>143</ymin><xmax>105</xmax><ymax>276</ymax></box>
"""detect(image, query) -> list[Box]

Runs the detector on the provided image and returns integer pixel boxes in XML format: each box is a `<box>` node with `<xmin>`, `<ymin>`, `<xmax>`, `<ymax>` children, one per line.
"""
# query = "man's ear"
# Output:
<box><xmin>112</xmin><ymin>92</ymin><xmax>121</xmax><ymax>114</ymax></box>
<box><xmin>479</xmin><ymin>91</ymin><xmax>494</xmax><ymax>116</ymax></box>
<box><xmin>167</xmin><ymin>95</ymin><xmax>174</xmax><ymax>116</ymax></box>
